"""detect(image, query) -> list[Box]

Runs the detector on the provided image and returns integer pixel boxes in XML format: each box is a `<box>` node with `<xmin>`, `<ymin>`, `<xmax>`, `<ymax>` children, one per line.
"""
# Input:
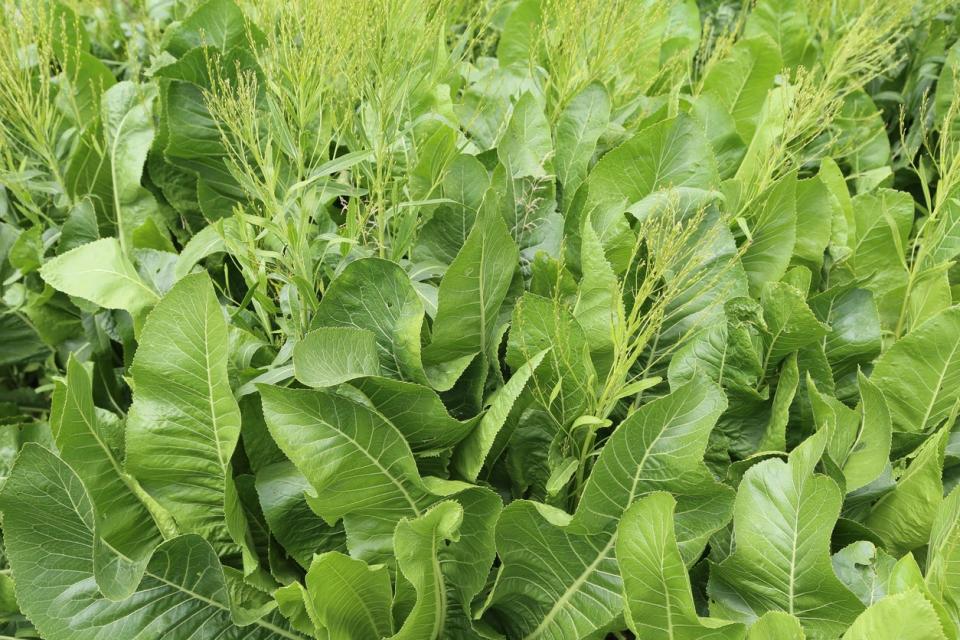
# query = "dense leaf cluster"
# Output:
<box><xmin>2</xmin><ymin>0</ymin><xmax>960</xmax><ymax>638</ymax></box>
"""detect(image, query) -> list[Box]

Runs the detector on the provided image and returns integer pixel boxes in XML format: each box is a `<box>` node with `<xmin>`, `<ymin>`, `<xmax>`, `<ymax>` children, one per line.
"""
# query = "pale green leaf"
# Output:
<box><xmin>842</xmin><ymin>590</ymin><xmax>947</xmax><ymax>640</ymax></box>
<box><xmin>40</xmin><ymin>238</ymin><xmax>159</xmax><ymax>317</ymax></box>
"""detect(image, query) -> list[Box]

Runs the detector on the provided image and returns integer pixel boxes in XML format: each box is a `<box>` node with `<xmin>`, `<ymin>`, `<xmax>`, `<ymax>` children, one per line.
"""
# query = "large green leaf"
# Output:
<box><xmin>293</xmin><ymin>327</ymin><xmax>381</xmax><ymax>388</ymax></box>
<box><xmin>741</xmin><ymin>174</ymin><xmax>798</xmax><ymax>295</ymax></box>
<box><xmin>350</xmin><ymin>377</ymin><xmax>479</xmax><ymax>452</ymax></box>
<box><xmin>571</xmin><ymin>377</ymin><xmax>731</xmax><ymax>538</ymax></box>
<box><xmin>709</xmin><ymin>433</ymin><xmax>864</xmax><ymax>637</ymax></box>
<box><xmin>483</xmin><ymin>500</ymin><xmax>623</xmax><ymax>639</ymax></box>
<box><xmin>846</xmin><ymin>189</ymin><xmax>913</xmax><ymax>324</ymax></box>
<box><xmin>701</xmin><ymin>36</ymin><xmax>783</xmax><ymax>143</ymax></box>
<box><xmin>101</xmin><ymin>81</ymin><xmax>161</xmax><ymax>254</ymax></box>
<box><xmin>260</xmin><ymin>384</ymin><xmax>429</xmax><ymax>560</ymax></box>
<box><xmin>306</xmin><ymin>552</ymin><xmax>393</xmax><ymax>640</ymax></box>
<box><xmin>50</xmin><ymin>357</ymin><xmax>169</xmax><ymax>599</ymax></box>
<box><xmin>255</xmin><ymin>461</ymin><xmax>346</xmax><ymax>569</ymax></box>
<box><xmin>870</xmin><ymin>306</ymin><xmax>960</xmax><ymax>433</ymax></box>
<box><xmin>555</xmin><ymin>83</ymin><xmax>610</xmax><ymax>200</ymax></box>
<box><xmin>498</xmin><ymin>92</ymin><xmax>552</xmax><ymax>179</ymax></box>
<box><xmin>574</xmin><ymin>213</ymin><xmax>623</xmax><ymax>367</ymax></box>
<box><xmin>579</xmin><ymin>113</ymin><xmax>719</xmax><ymax>270</ymax></box>
<box><xmin>0</xmin><ymin>444</ymin><xmax>301</xmax><ymax>640</ymax></box>
<box><xmin>927</xmin><ymin>485</ymin><xmax>960</xmax><ymax>631</ymax></box>
<box><xmin>618</xmin><ymin>492</ymin><xmax>745</xmax><ymax>639</ymax></box>
<box><xmin>125</xmin><ymin>273</ymin><xmax>252</xmax><ymax>563</ymax></box>
<box><xmin>163</xmin><ymin>0</ymin><xmax>256</xmax><ymax>56</ymax></box>
<box><xmin>484</xmin><ymin>378</ymin><xmax>732</xmax><ymax>638</ymax></box>
<box><xmin>423</xmin><ymin>204</ymin><xmax>519</xmax><ymax>388</ymax></box>
<box><xmin>842</xmin><ymin>590</ymin><xmax>947</xmax><ymax>640</ymax></box>
<box><xmin>312</xmin><ymin>258</ymin><xmax>427</xmax><ymax>384</ymax></box>
<box><xmin>865</xmin><ymin>427</ymin><xmax>949</xmax><ymax>555</ymax></box>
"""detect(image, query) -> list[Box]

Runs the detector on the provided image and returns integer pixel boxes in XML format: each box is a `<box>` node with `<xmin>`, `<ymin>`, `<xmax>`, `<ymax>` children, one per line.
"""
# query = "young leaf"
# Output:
<box><xmin>423</xmin><ymin>204</ymin><xmax>519</xmax><ymax>389</ymax></box>
<box><xmin>451</xmin><ymin>347</ymin><xmax>548</xmax><ymax>481</ymax></box>
<box><xmin>391</xmin><ymin>501</ymin><xmax>463</xmax><ymax>640</ymax></box>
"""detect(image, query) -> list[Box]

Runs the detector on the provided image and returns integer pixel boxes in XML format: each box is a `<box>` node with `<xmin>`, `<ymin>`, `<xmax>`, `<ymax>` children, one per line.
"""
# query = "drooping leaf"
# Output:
<box><xmin>50</xmin><ymin>356</ymin><xmax>168</xmax><ymax>599</ymax></box>
<box><xmin>260</xmin><ymin>384</ymin><xmax>428</xmax><ymax>559</ymax></box>
<box><xmin>40</xmin><ymin>238</ymin><xmax>159</xmax><ymax>319</ymax></box>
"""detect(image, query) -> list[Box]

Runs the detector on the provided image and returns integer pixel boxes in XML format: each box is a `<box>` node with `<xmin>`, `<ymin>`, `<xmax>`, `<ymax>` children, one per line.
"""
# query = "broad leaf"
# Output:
<box><xmin>0</xmin><ymin>445</ymin><xmax>300</xmax><ymax>640</ymax></box>
<box><xmin>50</xmin><ymin>356</ymin><xmax>169</xmax><ymax>599</ymax></box>
<box><xmin>294</xmin><ymin>327</ymin><xmax>381</xmax><ymax>387</ymax></box>
<box><xmin>843</xmin><ymin>590</ymin><xmax>947</xmax><ymax>640</ymax></box>
<box><xmin>871</xmin><ymin>306</ymin><xmax>960</xmax><ymax>433</ymax></box>
<box><xmin>125</xmin><ymin>273</ymin><xmax>252</xmax><ymax>563</ymax></box>
<box><xmin>709</xmin><ymin>433</ymin><xmax>864</xmax><ymax>636</ymax></box>
<box><xmin>40</xmin><ymin>238</ymin><xmax>159</xmax><ymax>318</ymax></box>
<box><xmin>618</xmin><ymin>492</ymin><xmax>745</xmax><ymax>639</ymax></box>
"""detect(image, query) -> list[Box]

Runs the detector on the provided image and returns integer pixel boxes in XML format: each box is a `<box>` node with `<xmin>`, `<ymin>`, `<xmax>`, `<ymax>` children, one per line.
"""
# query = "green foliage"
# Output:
<box><xmin>2</xmin><ymin>0</ymin><xmax>960</xmax><ymax>639</ymax></box>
